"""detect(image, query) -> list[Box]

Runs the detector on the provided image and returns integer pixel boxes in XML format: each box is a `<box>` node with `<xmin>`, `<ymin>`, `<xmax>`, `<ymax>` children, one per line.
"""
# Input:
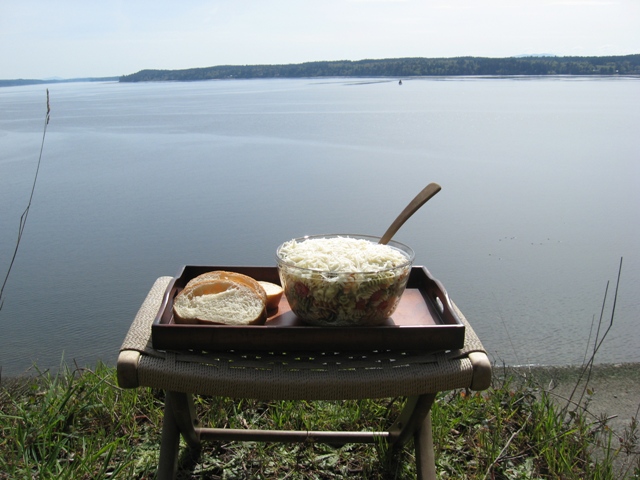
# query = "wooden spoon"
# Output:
<box><xmin>379</xmin><ymin>182</ymin><xmax>442</xmax><ymax>245</ymax></box>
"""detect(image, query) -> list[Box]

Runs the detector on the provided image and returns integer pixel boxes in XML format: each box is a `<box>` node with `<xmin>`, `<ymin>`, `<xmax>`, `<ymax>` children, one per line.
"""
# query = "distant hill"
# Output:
<box><xmin>0</xmin><ymin>77</ymin><xmax>119</xmax><ymax>88</ymax></box>
<box><xmin>119</xmin><ymin>55</ymin><xmax>640</xmax><ymax>82</ymax></box>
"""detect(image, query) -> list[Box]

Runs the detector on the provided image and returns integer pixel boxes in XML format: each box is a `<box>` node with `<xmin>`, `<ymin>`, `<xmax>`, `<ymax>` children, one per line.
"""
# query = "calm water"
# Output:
<box><xmin>1</xmin><ymin>77</ymin><xmax>638</xmax><ymax>376</ymax></box>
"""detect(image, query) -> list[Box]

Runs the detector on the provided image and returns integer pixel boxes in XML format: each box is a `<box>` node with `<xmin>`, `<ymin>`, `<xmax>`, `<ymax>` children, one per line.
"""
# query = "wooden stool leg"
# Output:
<box><xmin>158</xmin><ymin>395</ymin><xmax>180</xmax><ymax>480</ymax></box>
<box><xmin>166</xmin><ymin>391</ymin><xmax>201</xmax><ymax>448</ymax></box>
<box><xmin>414</xmin><ymin>411</ymin><xmax>437</xmax><ymax>480</ymax></box>
<box><xmin>388</xmin><ymin>394</ymin><xmax>437</xmax><ymax>478</ymax></box>
<box><xmin>389</xmin><ymin>394</ymin><xmax>436</xmax><ymax>446</ymax></box>
<box><xmin>157</xmin><ymin>392</ymin><xmax>202</xmax><ymax>480</ymax></box>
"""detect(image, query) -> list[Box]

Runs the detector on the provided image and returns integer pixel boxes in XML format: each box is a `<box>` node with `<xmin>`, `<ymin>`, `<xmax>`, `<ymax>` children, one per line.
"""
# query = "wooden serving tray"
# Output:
<box><xmin>151</xmin><ymin>265</ymin><xmax>465</xmax><ymax>352</ymax></box>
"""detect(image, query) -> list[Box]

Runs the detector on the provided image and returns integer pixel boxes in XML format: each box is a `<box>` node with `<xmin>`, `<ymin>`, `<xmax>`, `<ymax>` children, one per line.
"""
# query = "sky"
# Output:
<box><xmin>1</xmin><ymin>0</ymin><xmax>639</xmax><ymax>79</ymax></box>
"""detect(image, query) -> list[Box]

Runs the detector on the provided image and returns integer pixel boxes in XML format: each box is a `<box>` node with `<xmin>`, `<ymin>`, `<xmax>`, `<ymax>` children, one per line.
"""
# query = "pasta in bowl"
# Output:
<box><xmin>276</xmin><ymin>234</ymin><xmax>414</xmax><ymax>326</ymax></box>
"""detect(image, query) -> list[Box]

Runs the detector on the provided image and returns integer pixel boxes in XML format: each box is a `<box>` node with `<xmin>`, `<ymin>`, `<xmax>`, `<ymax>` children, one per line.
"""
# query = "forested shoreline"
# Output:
<box><xmin>2</xmin><ymin>55</ymin><xmax>638</xmax><ymax>87</ymax></box>
<box><xmin>119</xmin><ymin>54</ymin><xmax>640</xmax><ymax>82</ymax></box>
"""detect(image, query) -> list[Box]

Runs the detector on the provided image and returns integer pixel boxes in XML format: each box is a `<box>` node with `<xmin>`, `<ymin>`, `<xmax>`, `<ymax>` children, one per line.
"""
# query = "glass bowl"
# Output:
<box><xmin>276</xmin><ymin>234</ymin><xmax>414</xmax><ymax>326</ymax></box>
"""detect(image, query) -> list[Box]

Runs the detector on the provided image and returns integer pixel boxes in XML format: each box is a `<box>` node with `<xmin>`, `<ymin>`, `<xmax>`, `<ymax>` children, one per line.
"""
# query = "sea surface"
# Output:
<box><xmin>1</xmin><ymin>76</ymin><xmax>638</xmax><ymax>376</ymax></box>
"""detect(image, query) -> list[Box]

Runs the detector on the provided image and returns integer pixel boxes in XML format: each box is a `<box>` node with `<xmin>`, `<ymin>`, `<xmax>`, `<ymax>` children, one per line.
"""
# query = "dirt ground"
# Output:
<box><xmin>509</xmin><ymin>363</ymin><xmax>640</xmax><ymax>476</ymax></box>
<box><xmin>522</xmin><ymin>363</ymin><xmax>639</xmax><ymax>434</ymax></box>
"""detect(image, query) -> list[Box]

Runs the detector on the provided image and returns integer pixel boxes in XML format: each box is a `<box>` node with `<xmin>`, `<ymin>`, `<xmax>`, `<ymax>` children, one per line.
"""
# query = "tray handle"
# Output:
<box><xmin>156</xmin><ymin>275</ymin><xmax>179</xmax><ymax>325</ymax></box>
<box><xmin>409</xmin><ymin>267</ymin><xmax>462</xmax><ymax>326</ymax></box>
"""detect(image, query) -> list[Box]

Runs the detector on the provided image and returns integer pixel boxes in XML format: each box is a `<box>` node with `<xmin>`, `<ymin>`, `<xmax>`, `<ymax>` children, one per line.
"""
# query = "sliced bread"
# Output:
<box><xmin>173</xmin><ymin>272</ymin><xmax>267</xmax><ymax>325</ymax></box>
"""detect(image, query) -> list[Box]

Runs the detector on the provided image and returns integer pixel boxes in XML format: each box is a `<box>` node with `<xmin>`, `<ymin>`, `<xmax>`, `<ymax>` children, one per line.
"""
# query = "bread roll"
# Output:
<box><xmin>173</xmin><ymin>272</ymin><xmax>267</xmax><ymax>325</ymax></box>
<box><xmin>258</xmin><ymin>281</ymin><xmax>284</xmax><ymax>311</ymax></box>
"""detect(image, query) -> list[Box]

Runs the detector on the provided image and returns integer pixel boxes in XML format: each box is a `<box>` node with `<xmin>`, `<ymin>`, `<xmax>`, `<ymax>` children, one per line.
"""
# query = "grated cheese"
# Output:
<box><xmin>278</xmin><ymin>236</ymin><xmax>409</xmax><ymax>272</ymax></box>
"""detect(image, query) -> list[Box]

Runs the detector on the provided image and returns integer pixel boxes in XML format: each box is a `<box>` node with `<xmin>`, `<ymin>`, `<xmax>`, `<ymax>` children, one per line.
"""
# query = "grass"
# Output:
<box><xmin>1</xmin><ymin>361</ymin><xmax>638</xmax><ymax>479</ymax></box>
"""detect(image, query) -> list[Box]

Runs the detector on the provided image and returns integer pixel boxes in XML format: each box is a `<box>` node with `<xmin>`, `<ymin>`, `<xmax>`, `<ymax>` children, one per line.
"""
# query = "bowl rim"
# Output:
<box><xmin>275</xmin><ymin>233</ymin><xmax>415</xmax><ymax>274</ymax></box>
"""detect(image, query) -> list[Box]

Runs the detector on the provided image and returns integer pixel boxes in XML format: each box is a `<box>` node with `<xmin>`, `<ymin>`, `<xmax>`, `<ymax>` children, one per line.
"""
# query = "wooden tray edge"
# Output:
<box><xmin>151</xmin><ymin>265</ymin><xmax>465</xmax><ymax>352</ymax></box>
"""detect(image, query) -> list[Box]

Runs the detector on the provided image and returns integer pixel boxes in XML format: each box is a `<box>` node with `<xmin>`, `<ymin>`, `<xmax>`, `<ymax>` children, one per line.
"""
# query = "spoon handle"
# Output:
<box><xmin>379</xmin><ymin>182</ymin><xmax>441</xmax><ymax>245</ymax></box>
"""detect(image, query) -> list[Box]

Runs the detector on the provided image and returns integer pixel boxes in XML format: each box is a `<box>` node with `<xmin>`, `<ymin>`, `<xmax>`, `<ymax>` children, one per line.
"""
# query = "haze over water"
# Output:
<box><xmin>1</xmin><ymin>77</ymin><xmax>638</xmax><ymax>376</ymax></box>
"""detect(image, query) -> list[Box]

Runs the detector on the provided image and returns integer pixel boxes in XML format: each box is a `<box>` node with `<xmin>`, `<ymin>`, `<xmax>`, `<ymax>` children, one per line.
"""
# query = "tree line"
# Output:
<box><xmin>119</xmin><ymin>55</ymin><xmax>640</xmax><ymax>82</ymax></box>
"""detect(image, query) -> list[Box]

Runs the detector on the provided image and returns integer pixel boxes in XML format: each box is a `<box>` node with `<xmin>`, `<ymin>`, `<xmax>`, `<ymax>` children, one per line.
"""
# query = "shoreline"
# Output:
<box><xmin>503</xmin><ymin>362</ymin><xmax>640</xmax><ymax>436</ymax></box>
